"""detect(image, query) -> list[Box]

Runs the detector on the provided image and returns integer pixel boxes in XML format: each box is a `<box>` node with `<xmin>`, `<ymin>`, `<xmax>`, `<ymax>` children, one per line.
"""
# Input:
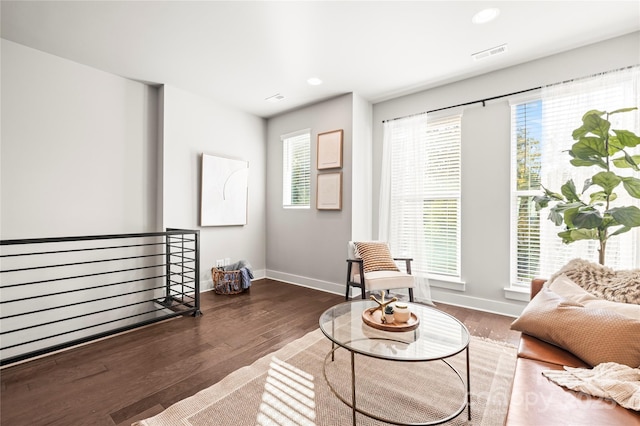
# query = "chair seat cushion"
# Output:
<box><xmin>354</xmin><ymin>271</ymin><xmax>416</xmax><ymax>292</ymax></box>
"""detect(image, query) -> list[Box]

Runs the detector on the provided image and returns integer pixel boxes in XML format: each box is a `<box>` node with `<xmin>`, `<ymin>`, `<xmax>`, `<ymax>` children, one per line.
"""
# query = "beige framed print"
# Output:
<box><xmin>316</xmin><ymin>172</ymin><xmax>342</xmax><ymax>210</ymax></box>
<box><xmin>317</xmin><ymin>129</ymin><xmax>343</xmax><ymax>170</ymax></box>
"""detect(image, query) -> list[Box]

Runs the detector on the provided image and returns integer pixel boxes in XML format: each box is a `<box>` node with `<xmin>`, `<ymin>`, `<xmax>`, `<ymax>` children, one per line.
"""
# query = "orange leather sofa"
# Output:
<box><xmin>504</xmin><ymin>279</ymin><xmax>640</xmax><ymax>425</ymax></box>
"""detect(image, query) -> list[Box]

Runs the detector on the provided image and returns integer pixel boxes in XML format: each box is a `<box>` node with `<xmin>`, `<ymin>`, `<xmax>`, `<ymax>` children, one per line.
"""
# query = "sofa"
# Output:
<box><xmin>505</xmin><ymin>261</ymin><xmax>640</xmax><ymax>425</ymax></box>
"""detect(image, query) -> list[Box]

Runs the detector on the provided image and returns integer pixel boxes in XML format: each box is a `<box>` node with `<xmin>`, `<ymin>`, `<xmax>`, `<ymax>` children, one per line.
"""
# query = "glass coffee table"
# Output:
<box><xmin>319</xmin><ymin>300</ymin><xmax>470</xmax><ymax>425</ymax></box>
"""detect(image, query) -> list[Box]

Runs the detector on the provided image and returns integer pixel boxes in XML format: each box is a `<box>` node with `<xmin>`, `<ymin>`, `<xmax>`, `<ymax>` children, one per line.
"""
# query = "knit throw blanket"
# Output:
<box><xmin>548</xmin><ymin>259</ymin><xmax>640</xmax><ymax>304</ymax></box>
<box><xmin>542</xmin><ymin>363</ymin><xmax>640</xmax><ymax>411</ymax></box>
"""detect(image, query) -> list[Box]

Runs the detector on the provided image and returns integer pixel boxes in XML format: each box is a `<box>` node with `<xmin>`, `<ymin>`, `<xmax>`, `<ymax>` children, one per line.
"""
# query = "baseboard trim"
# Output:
<box><xmin>430</xmin><ymin>288</ymin><xmax>526</xmax><ymax>317</ymax></box>
<box><xmin>265</xmin><ymin>269</ymin><xmax>344</xmax><ymax>296</ymax></box>
<box><xmin>204</xmin><ymin>269</ymin><xmax>525</xmax><ymax>318</ymax></box>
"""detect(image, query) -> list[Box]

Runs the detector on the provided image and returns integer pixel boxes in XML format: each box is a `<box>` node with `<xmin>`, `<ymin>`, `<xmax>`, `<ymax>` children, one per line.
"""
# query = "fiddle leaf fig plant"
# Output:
<box><xmin>533</xmin><ymin>108</ymin><xmax>640</xmax><ymax>265</ymax></box>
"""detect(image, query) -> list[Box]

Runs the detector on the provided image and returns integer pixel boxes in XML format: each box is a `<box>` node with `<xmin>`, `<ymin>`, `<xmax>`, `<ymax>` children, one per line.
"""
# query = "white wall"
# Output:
<box><xmin>1</xmin><ymin>39</ymin><xmax>158</xmax><ymax>238</ymax></box>
<box><xmin>351</xmin><ymin>93</ymin><xmax>373</xmax><ymax>242</ymax></box>
<box><xmin>161</xmin><ymin>85</ymin><xmax>267</xmax><ymax>288</ymax></box>
<box><xmin>0</xmin><ymin>41</ymin><xmax>267</xmax><ymax>361</ymax></box>
<box><xmin>3</xmin><ymin>31</ymin><xmax>638</xmax><ymax>321</ymax></box>
<box><xmin>266</xmin><ymin>94</ymin><xmax>356</xmax><ymax>294</ymax></box>
<box><xmin>1</xmin><ymin>39</ymin><xmax>163</xmax><ymax>360</ymax></box>
<box><xmin>372</xmin><ymin>32</ymin><xmax>640</xmax><ymax>316</ymax></box>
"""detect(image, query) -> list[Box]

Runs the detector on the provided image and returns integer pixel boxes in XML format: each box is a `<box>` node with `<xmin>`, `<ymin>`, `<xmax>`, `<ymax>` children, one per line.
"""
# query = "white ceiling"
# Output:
<box><xmin>2</xmin><ymin>1</ymin><xmax>639</xmax><ymax>118</ymax></box>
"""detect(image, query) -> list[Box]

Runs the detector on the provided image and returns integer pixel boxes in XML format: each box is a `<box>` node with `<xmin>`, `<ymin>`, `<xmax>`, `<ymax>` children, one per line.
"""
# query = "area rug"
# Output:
<box><xmin>134</xmin><ymin>329</ymin><xmax>517</xmax><ymax>425</ymax></box>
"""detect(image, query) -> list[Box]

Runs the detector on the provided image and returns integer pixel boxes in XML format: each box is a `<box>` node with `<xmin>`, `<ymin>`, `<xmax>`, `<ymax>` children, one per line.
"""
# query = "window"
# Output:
<box><xmin>282</xmin><ymin>130</ymin><xmax>310</xmax><ymax>208</ymax></box>
<box><xmin>510</xmin><ymin>68</ymin><xmax>640</xmax><ymax>287</ymax></box>
<box><xmin>384</xmin><ymin>113</ymin><xmax>462</xmax><ymax>279</ymax></box>
<box><xmin>511</xmin><ymin>100</ymin><xmax>543</xmax><ymax>285</ymax></box>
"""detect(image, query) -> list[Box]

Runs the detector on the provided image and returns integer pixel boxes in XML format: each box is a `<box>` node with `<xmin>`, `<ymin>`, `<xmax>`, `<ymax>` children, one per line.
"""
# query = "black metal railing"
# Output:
<box><xmin>0</xmin><ymin>228</ymin><xmax>201</xmax><ymax>366</ymax></box>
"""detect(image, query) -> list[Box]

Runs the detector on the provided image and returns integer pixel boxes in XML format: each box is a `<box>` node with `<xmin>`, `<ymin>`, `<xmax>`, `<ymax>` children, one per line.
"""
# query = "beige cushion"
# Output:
<box><xmin>549</xmin><ymin>274</ymin><xmax>640</xmax><ymax>319</ymax></box>
<box><xmin>354</xmin><ymin>241</ymin><xmax>399</xmax><ymax>273</ymax></box>
<box><xmin>511</xmin><ymin>288</ymin><xmax>640</xmax><ymax>367</ymax></box>
<box><xmin>354</xmin><ymin>270</ymin><xmax>416</xmax><ymax>292</ymax></box>
<box><xmin>547</xmin><ymin>273</ymin><xmax>597</xmax><ymax>303</ymax></box>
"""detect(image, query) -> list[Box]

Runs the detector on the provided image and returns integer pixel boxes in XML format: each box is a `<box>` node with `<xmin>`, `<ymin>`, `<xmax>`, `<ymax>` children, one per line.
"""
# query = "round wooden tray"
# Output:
<box><xmin>362</xmin><ymin>307</ymin><xmax>420</xmax><ymax>332</ymax></box>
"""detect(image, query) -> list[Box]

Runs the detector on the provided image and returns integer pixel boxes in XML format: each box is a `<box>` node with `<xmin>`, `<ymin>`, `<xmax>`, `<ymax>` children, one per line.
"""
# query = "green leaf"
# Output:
<box><xmin>589</xmin><ymin>191</ymin><xmax>616</xmax><ymax>203</ymax></box>
<box><xmin>612</xmin><ymin>154</ymin><xmax>640</xmax><ymax>170</ymax></box>
<box><xmin>612</xmin><ymin>129</ymin><xmax>640</xmax><ymax>148</ymax></box>
<box><xmin>605</xmin><ymin>138</ymin><xmax>623</xmax><ymax>156</ymax></box>
<box><xmin>572</xmin><ymin>110</ymin><xmax>606</xmax><ymax>139</ymax></box>
<box><xmin>600</xmin><ymin>215</ymin><xmax>618</xmax><ymax>228</ymax></box>
<box><xmin>570</xmin><ymin>158</ymin><xmax>607</xmax><ymax>169</ymax></box>
<box><xmin>572</xmin><ymin>208</ymin><xmax>603</xmax><ymax>229</ymax></box>
<box><xmin>622</xmin><ymin>177</ymin><xmax>640</xmax><ymax>199</ymax></box>
<box><xmin>563</xmin><ymin>206</ymin><xmax>579</xmax><ymax>228</ymax></box>
<box><xmin>558</xmin><ymin>229</ymin><xmax>599</xmax><ymax>244</ymax></box>
<box><xmin>591</xmin><ymin>171</ymin><xmax>622</xmax><ymax>195</ymax></box>
<box><xmin>609</xmin><ymin>225</ymin><xmax>631</xmax><ymax>238</ymax></box>
<box><xmin>571</xmin><ymin>137</ymin><xmax>608</xmax><ymax>158</ymax></box>
<box><xmin>552</xmin><ymin>202</ymin><xmax>584</xmax><ymax>213</ymax></box>
<box><xmin>610</xmin><ymin>107</ymin><xmax>638</xmax><ymax>115</ymax></box>
<box><xmin>561</xmin><ymin>180</ymin><xmax>580</xmax><ymax>202</ymax></box>
<box><xmin>548</xmin><ymin>206</ymin><xmax>564</xmax><ymax>226</ymax></box>
<box><xmin>582</xmin><ymin>178</ymin><xmax>593</xmax><ymax>193</ymax></box>
<box><xmin>533</xmin><ymin>195</ymin><xmax>550</xmax><ymax>210</ymax></box>
<box><xmin>608</xmin><ymin>206</ymin><xmax>640</xmax><ymax>227</ymax></box>
<box><xmin>542</xmin><ymin>186</ymin><xmax>564</xmax><ymax>201</ymax></box>
<box><xmin>578</xmin><ymin>112</ymin><xmax>611</xmax><ymax>139</ymax></box>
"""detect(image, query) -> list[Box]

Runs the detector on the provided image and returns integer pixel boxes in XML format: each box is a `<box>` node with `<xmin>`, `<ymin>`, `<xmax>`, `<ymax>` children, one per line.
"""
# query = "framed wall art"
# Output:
<box><xmin>316</xmin><ymin>172</ymin><xmax>342</xmax><ymax>210</ymax></box>
<box><xmin>200</xmin><ymin>153</ymin><xmax>249</xmax><ymax>226</ymax></box>
<box><xmin>317</xmin><ymin>129</ymin><xmax>343</xmax><ymax>170</ymax></box>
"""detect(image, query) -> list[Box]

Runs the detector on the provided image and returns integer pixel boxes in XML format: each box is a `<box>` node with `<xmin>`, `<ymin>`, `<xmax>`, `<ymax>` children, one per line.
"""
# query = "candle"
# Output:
<box><xmin>393</xmin><ymin>303</ymin><xmax>411</xmax><ymax>323</ymax></box>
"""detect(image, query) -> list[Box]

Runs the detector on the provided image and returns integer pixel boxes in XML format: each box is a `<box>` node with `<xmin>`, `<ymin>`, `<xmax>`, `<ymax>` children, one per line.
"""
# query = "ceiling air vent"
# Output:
<box><xmin>472</xmin><ymin>44</ymin><xmax>508</xmax><ymax>61</ymax></box>
<box><xmin>265</xmin><ymin>93</ymin><xmax>285</xmax><ymax>103</ymax></box>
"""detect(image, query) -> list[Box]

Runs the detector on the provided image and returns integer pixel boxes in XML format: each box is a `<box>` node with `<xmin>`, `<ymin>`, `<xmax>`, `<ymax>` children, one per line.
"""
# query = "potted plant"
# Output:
<box><xmin>534</xmin><ymin>108</ymin><xmax>640</xmax><ymax>265</ymax></box>
<box><xmin>383</xmin><ymin>304</ymin><xmax>395</xmax><ymax>323</ymax></box>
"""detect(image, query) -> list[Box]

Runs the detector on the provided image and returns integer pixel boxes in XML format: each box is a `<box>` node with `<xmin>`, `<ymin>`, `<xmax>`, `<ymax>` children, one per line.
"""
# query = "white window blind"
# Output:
<box><xmin>386</xmin><ymin>113</ymin><xmax>462</xmax><ymax>278</ymax></box>
<box><xmin>511</xmin><ymin>99</ymin><xmax>544</xmax><ymax>285</ymax></box>
<box><xmin>510</xmin><ymin>67</ymin><xmax>640</xmax><ymax>286</ymax></box>
<box><xmin>282</xmin><ymin>130</ymin><xmax>310</xmax><ymax>208</ymax></box>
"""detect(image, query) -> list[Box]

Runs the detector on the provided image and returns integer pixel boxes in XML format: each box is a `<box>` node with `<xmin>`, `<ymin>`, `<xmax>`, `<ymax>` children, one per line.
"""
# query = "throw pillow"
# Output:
<box><xmin>548</xmin><ymin>258</ymin><xmax>640</xmax><ymax>304</ymax></box>
<box><xmin>510</xmin><ymin>288</ymin><xmax>640</xmax><ymax>367</ymax></box>
<box><xmin>547</xmin><ymin>273</ymin><xmax>597</xmax><ymax>303</ymax></box>
<box><xmin>549</xmin><ymin>274</ymin><xmax>640</xmax><ymax>319</ymax></box>
<box><xmin>354</xmin><ymin>242</ymin><xmax>399</xmax><ymax>273</ymax></box>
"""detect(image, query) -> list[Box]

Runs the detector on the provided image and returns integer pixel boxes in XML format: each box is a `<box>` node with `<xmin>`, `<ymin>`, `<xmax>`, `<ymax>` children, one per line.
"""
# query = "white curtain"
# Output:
<box><xmin>539</xmin><ymin>66</ymin><xmax>640</xmax><ymax>274</ymax></box>
<box><xmin>380</xmin><ymin>115</ymin><xmax>432</xmax><ymax>304</ymax></box>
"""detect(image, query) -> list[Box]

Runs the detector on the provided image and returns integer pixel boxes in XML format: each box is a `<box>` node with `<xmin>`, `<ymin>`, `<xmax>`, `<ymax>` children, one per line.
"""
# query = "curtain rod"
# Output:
<box><xmin>383</xmin><ymin>65</ymin><xmax>639</xmax><ymax>124</ymax></box>
<box><xmin>382</xmin><ymin>86</ymin><xmax>541</xmax><ymax>123</ymax></box>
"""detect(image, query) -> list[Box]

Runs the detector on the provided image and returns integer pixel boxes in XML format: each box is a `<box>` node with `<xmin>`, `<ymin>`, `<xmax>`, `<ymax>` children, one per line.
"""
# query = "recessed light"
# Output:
<box><xmin>265</xmin><ymin>93</ymin><xmax>285</xmax><ymax>103</ymax></box>
<box><xmin>472</xmin><ymin>8</ymin><xmax>500</xmax><ymax>24</ymax></box>
<box><xmin>307</xmin><ymin>77</ymin><xmax>323</xmax><ymax>86</ymax></box>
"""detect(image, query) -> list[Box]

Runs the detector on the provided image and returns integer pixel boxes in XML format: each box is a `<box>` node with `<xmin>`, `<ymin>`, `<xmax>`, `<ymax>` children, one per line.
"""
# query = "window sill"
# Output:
<box><xmin>504</xmin><ymin>286</ymin><xmax>530</xmax><ymax>302</ymax></box>
<box><xmin>429</xmin><ymin>276</ymin><xmax>466</xmax><ymax>292</ymax></box>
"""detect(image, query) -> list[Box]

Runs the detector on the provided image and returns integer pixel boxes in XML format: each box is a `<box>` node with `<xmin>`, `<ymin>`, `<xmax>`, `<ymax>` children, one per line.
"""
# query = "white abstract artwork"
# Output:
<box><xmin>201</xmin><ymin>154</ymin><xmax>249</xmax><ymax>226</ymax></box>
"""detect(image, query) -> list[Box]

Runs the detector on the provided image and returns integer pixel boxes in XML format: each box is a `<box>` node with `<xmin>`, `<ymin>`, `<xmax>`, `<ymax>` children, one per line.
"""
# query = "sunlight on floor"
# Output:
<box><xmin>256</xmin><ymin>356</ymin><xmax>317</xmax><ymax>425</ymax></box>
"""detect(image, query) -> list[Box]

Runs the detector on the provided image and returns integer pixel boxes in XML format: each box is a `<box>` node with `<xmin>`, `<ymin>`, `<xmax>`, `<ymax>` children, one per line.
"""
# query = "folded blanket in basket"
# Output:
<box><xmin>223</xmin><ymin>260</ymin><xmax>254</xmax><ymax>289</ymax></box>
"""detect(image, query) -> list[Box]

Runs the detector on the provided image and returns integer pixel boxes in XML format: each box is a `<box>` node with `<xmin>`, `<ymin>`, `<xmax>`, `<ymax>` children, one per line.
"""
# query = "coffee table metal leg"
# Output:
<box><xmin>466</xmin><ymin>346</ymin><xmax>471</xmax><ymax>420</ymax></box>
<box><xmin>331</xmin><ymin>319</ymin><xmax>336</xmax><ymax>362</ymax></box>
<box><xmin>351</xmin><ymin>350</ymin><xmax>356</xmax><ymax>425</ymax></box>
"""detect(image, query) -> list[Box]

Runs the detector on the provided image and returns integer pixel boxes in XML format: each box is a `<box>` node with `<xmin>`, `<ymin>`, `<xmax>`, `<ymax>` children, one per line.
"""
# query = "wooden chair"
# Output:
<box><xmin>346</xmin><ymin>241</ymin><xmax>415</xmax><ymax>301</ymax></box>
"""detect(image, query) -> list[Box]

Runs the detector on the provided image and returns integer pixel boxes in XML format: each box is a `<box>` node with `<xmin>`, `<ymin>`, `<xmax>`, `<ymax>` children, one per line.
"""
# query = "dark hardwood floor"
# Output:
<box><xmin>0</xmin><ymin>279</ymin><xmax>521</xmax><ymax>426</ymax></box>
